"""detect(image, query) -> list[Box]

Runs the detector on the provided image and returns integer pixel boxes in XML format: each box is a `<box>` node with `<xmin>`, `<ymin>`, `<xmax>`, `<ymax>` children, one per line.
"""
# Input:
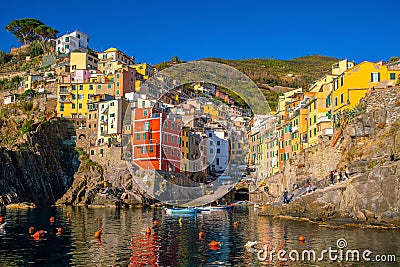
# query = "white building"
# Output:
<box><xmin>56</xmin><ymin>30</ymin><xmax>89</xmax><ymax>54</ymax></box>
<box><xmin>205</xmin><ymin>127</ymin><xmax>229</xmax><ymax>175</ymax></box>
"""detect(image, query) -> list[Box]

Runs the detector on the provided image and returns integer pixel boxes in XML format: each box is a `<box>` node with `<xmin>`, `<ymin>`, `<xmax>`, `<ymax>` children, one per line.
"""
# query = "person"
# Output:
<box><xmin>330</xmin><ymin>171</ymin><xmax>335</xmax><ymax>186</ymax></box>
<box><xmin>306</xmin><ymin>181</ymin><xmax>312</xmax><ymax>193</ymax></box>
<box><xmin>338</xmin><ymin>171</ymin><xmax>343</xmax><ymax>182</ymax></box>
<box><xmin>283</xmin><ymin>188</ymin><xmax>288</xmax><ymax>204</ymax></box>
<box><xmin>264</xmin><ymin>186</ymin><xmax>269</xmax><ymax>193</ymax></box>
<box><xmin>344</xmin><ymin>165</ymin><xmax>350</xmax><ymax>179</ymax></box>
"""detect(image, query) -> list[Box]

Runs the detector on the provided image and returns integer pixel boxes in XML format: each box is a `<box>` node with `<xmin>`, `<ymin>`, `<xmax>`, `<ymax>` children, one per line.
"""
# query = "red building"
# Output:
<box><xmin>131</xmin><ymin>107</ymin><xmax>181</xmax><ymax>172</ymax></box>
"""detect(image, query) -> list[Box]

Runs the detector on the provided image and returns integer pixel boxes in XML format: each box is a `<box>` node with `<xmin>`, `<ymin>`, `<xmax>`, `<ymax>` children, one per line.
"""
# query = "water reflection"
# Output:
<box><xmin>0</xmin><ymin>206</ymin><xmax>399</xmax><ymax>266</ymax></box>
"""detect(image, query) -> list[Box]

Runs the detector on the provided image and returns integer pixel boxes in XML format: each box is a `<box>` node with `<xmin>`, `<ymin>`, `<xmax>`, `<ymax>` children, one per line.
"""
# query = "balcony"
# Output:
<box><xmin>58</xmin><ymin>98</ymin><xmax>71</xmax><ymax>103</ymax></box>
<box><xmin>58</xmin><ymin>89</ymin><xmax>71</xmax><ymax>95</ymax></box>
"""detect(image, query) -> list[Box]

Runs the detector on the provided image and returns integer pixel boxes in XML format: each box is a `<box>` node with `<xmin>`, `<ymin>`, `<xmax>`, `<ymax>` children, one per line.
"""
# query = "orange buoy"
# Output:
<box><xmin>32</xmin><ymin>230</ymin><xmax>46</xmax><ymax>239</ymax></box>
<box><xmin>199</xmin><ymin>231</ymin><xmax>205</xmax><ymax>239</ymax></box>
<box><xmin>145</xmin><ymin>227</ymin><xmax>151</xmax><ymax>234</ymax></box>
<box><xmin>94</xmin><ymin>228</ymin><xmax>102</xmax><ymax>239</ymax></box>
<box><xmin>233</xmin><ymin>221</ymin><xmax>238</xmax><ymax>228</ymax></box>
<box><xmin>298</xmin><ymin>236</ymin><xmax>305</xmax><ymax>241</ymax></box>
<box><xmin>29</xmin><ymin>226</ymin><xmax>35</xmax><ymax>234</ymax></box>
<box><xmin>153</xmin><ymin>220</ymin><xmax>158</xmax><ymax>226</ymax></box>
<box><xmin>0</xmin><ymin>216</ymin><xmax>4</xmax><ymax>223</ymax></box>
<box><xmin>209</xmin><ymin>240</ymin><xmax>221</xmax><ymax>250</ymax></box>
<box><xmin>50</xmin><ymin>217</ymin><xmax>55</xmax><ymax>223</ymax></box>
<box><xmin>209</xmin><ymin>240</ymin><xmax>220</xmax><ymax>246</ymax></box>
<box><xmin>57</xmin><ymin>227</ymin><xmax>63</xmax><ymax>236</ymax></box>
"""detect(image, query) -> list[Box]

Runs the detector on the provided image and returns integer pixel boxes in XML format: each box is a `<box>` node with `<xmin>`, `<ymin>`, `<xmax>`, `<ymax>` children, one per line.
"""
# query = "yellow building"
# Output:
<box><xmin>70</xmin><ymin>51</ymin><xmax>98</xmax><ymax>70</ymax></box>
<box><xmin>331</xmin><ymin>59</ymin><xmax>355</xmax><ymax>75</ymax></box>
<box><xmin>131</xmin><ymin>63</ymin><xmax>154</xmax><ymax>80</ymax></box>
<box><xmin>332</xmin><ymin>61</ymin><xmax>400</xmax><ymax>112</ymax></box>
<box><xmin>98</xmin><ymin>48</ymin><xmax>135</xmax><ymax>75</ymax></box>
<box><xmin>181</xmin><ymin>127</ymin><xmax>190</xmax><ymax>172</ymax></box>
<box><xmin>203</xmin><ymin>103</ymin><xmax>219</xmax><ymax>117</ymax></box>
<box><xmin>57</xmin><ymin>82</ymin><xmax>98</xmax><ymax>118</ymax></box>
<box><xmin>22</xmin><ymin>74</ymin><xmax>43</xmax><ymax>91</ymax></box>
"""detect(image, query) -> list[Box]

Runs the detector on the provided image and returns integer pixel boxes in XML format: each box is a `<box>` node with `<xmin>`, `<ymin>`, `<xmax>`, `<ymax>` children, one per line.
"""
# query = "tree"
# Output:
<box><xmin>171</xmin><ymin>55</ymin><xmax>180</xmax><ymax>63</ymax></box>
<box><xmin>0</xmin><ymin>51</ymin><xmax>11</xmax><ymax>64</ymax></box>
<box><xmin>29</xmin><ymin>41</ymin><xmax>43</xmax><ymax>57</ymax></box>
<box><xmin>5</xmin><ymin>18</ymin><xmax>44</xmax><ymax>44</ymax></box>
<box><xmin>34</xmin><ymin>24</ymin><xmax>59</xmax><ymax>52</ymax></box>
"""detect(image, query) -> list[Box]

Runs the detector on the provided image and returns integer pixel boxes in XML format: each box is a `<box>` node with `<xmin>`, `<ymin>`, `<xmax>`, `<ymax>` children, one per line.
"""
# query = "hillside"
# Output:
<box><xmin>156</xmin><ymin>55</ymin><xmax>340</xmax><ymax>110</ymax></box>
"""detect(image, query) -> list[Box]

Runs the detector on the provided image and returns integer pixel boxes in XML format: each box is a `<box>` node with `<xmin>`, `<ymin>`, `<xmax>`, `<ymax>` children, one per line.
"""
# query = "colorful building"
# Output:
<box><xmin>332</xmin><ymin>61</ymin><xmax>400</xmax><ymax>112</ymax></box>
<box><xmin>55</xmin><ymin>30</ymin><xmax>89</xmax><ymax>54</ymax></box>
<box><xmin>98</xmin><ymin>48</ymin><xmax>135</xmax><ymax>75</ymax></box>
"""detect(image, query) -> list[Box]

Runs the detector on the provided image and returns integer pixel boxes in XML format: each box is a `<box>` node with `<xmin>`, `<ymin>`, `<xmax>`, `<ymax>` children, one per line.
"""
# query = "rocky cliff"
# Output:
<box><xmin>0</xmin><ymin>119</ymin><xmax>77</xmax><ymax>206</ymax></box>
<box><xmin>259</xmin><ymin>88</ymin><xmax>400</xmax><ymax>227</ymax></box>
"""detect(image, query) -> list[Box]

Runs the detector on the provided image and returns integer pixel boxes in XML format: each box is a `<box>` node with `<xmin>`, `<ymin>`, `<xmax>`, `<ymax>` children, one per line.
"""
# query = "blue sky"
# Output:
<box><xmin>1</xmin><ymin>0</ymin><xmax>399</xmax><ymax>65</ymax></box>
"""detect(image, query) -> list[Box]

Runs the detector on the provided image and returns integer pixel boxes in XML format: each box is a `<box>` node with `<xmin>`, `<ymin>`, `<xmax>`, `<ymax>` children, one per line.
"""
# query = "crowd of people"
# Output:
<box><xmin>281</xmin><ymin>165</ymin><xmax>351</xmax><ymax>204</ymax></box>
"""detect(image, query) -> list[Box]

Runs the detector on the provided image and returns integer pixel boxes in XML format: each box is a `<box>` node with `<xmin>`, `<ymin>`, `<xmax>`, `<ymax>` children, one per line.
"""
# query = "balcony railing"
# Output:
<box><xmin>58</xmin><ymin>89</ymin><xmax>71</xmax><ymax>95</ymax></box>
<box><xmin>58</xmin><ymin>98</ymin><xmax>71</xmax><ymax>103</ymax></box>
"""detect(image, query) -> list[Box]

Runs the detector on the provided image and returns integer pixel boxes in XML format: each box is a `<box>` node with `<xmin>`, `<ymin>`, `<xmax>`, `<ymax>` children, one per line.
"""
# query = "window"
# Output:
<box><xmin>390</xmin><ymin>73</ymin><xmax>396</xmax><ymax>80</ymax></box>
<box><xmin>340</xmin><ymin>76</ymin><xmax>344</xmax><ymax>86</ymax></box>
<box><xmin>143</xmin><ymin>133</ymin><xmax>146</xmax><ymax>140</ymax></box>
<box><xmin>65</xmin><ymin>37</ymin><xmax>69</xmax><ymax>42</ymax></box>
<box><xmin>78</xmin><ymin>103</ymin><xmax>82</xmax><ymax>109</ymax></box>
<box><xmin>125</xmin><ymin>125</ymin><xmax>131</xmax><ymax>131</ymax></box>
<box><xmin>110</xmin><ymin>113</ymin><xmax>115</xmax><ymax>117</ymax></box>
<box><xmin>208</xmin><ymin>133</ymin><xmax>212</xmax><ymax>137</ymax></box>
<box><xmin>340</xmin><ymin>93</ymin><xmax>344</xmax><ymax>104</ymax></box>
<box><xmin>217</xmin><ymin>141</ymin><xmax>220</xmax><ymax>145</ymax></box>
<box><xmin>89</xmin><ymin>84</ymin><xmax>93</xmax><ymax>90</ymax></box>
<box><xmin>335</xmin><ymin>97</ymin><xmax>338</xmax><ymax>106</ymax></box>
<box><xmin>143</xmin><ymin>110</ymin><xmax>148</xmax><ymax>116</ymax></box>
<box><xmin>79</xmin><ymin>85</ymin><xmax>83</xmax><ymax>90</ymax></box>
<box><xmin>141</xmin><ymin>147</ymin><xmax>147</xmax><ymax>154</ymax></box>
<box><xmin>98</xmin><ymin>85</ymin><xmax>101</xmax><ymax>89</ymax></box>
<box><xmin>72</xmin><ymin>103</ymin><xmax>75</xmax><ymax>109</ymax></box>
<box><xmin>65</xmin><ymin>44</ymin><xmax>69</xmax><ymax>49</ymax></box>
<box><xmin>116</xmin><ymin>82</ymin><xmax>120</xmax><ymax>87</ymax></box>
<box><xmin>334</xmin><ymin>79</ymin><xmax>338</xmax><ymax>90</ymax></box>
<box><xmin>72</xmin><ymin>85</ymin><xmax>76</xmax><ymax>90</ymax></box>
<box><xmin>371</xmin><ymin>72</ymin><xmax>380</xmax><ymax>82</ymax></box>
<box><xmin>171</xmin><ymin>136</ymin><xmax>175</xmax><ymax>143</ymax></box>
<box><xmin>78</xmin><ymin>94</ymin><xmax>84</xmax><ymax>100</ymax></box>
<box><xmin>216</xmin><ymin>158</ymin><xmax>220</xmax><ymax>165</ymax></box>
<box><xmin>116</xmin><ymin>90</ymin><xmax>120</xmax><ymax>95</ymax></box>
<box><xmin>149</xmin><ymin>146</ymin><xmax>154</xmax><ymax>153</ymax></box>
<box><xmin>314</xmin><ymin>128</ymin><xmax>317</xmax><ymax>136</ymax></box>
<box><xmin>72</xmin><ymin>94</ymin><xmax>76</xmax><ymax>100</ymax></box>
<box><xmin>108</xmin><ymin>84</ymin><xmax>112</xmax><ymax>89</ymax></box>
<box><xmin>210</xmin><ymin>149</ymin><xmax>214</xmax><ymax>154</ymax></box>
<box><xmin>136</xmin><ymin>134</ymin><xmax>140</xmax><ymax>140</ymax></box>
<box><xmin>217</xmin><ymin>148</ymin><xmax>221</xmax><ymax>153</ymax></box>
<box><xmin>89</xmin><ymin>114</ymin><xmax>91</xmax><ymax>119</ymax></box>
<box><xmin>171</xmin><ymin>149</ymin><xmax>174</xmax><ymax>156</ymax></box>
<box><xmin>116</xmin><ymin>73</ymin><xmax>120</xmax><ymax>79</ymax></box>
<box><xmin>110</xmin><ymin>102</ymin><xmax>115</xmax><ymax>107</ymax></box>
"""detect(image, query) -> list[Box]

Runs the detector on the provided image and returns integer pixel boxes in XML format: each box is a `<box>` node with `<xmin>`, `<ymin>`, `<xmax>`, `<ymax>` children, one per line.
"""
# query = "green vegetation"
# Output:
<box><xmin>75</xmin><ymin>147</ymin><xmax>100</xmax><ymax>169</ymax></box>
<box><xmin>156</xmin><ymin>55</ymin><xmax>339</xmax><ymax>110</ymax></box>
<box><xmin>19</xmin><ymin>119</ymin><xmax>34</xmax><ymax>137</ymax></box>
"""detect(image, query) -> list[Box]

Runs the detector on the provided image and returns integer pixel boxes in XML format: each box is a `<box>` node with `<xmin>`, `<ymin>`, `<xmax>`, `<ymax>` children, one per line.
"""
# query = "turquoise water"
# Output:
<box><xmin>0</xmin><ymin>206</ymin><xmax>399</xmax><ymax>266</ymax></box>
